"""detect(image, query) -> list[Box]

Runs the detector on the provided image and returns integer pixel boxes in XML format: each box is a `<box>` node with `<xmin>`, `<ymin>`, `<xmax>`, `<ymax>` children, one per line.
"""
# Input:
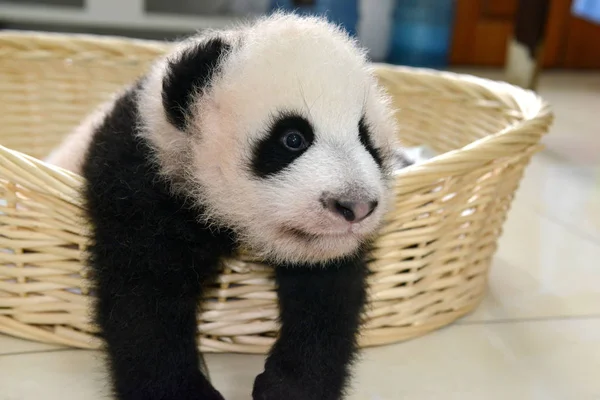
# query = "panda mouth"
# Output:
<box><xmin>283</xmin><ymin>227</ymin><xmax>353</xmax><ymax>241</ymax></box>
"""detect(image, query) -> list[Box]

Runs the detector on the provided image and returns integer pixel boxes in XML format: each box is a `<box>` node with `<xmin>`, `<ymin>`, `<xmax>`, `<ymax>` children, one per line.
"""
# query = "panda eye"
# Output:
<box><xmin>282</xmin><ymin>130</ymin><xmax>307</xmax><ymax>151</ymax></box>
<box><xmin>252</xmin><ymin>115</ymin><xmax>314</xmax><ymax>177</ymax></box>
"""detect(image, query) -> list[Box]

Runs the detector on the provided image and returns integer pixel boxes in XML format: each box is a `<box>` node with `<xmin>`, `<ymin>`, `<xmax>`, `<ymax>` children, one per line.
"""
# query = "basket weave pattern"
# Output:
<box><xmin>0</xmin><ymin>32</ymin><xmax>552</xmax><ymax>353</ymax></box>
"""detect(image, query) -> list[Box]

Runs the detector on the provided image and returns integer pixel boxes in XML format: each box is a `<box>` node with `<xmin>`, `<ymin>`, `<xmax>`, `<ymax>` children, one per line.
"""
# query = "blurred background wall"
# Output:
<box><xmin>0</xmin><ymin>0</ymin><xmax>599</xmax><ymax>70</ymax></box>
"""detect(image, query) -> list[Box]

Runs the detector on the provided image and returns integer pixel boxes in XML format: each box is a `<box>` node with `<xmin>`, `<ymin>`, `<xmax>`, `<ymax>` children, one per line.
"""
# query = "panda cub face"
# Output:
<box><xmin>138</xmin><ymin>14</ymin><xmax>398</xmax><ymax>264</ymax></box>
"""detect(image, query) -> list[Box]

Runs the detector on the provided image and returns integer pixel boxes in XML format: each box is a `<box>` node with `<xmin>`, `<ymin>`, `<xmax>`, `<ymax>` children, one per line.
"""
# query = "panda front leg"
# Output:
<box><xmin>253</xmin><ymin>254</ymin><xmax>369</xmax><ymax>400</ymax></box>
<box><xmin>89</xmin><ymin>230</ymin><xmax>227</xmax><ymax>400</ymax></box>
<box><xmin>95</xmin><ymin>283</ymin><xmax>223</xmax><ymax>400</ymax></box>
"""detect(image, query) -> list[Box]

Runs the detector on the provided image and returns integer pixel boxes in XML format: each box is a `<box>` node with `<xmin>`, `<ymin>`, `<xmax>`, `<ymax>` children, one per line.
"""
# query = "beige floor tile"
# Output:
<box><xmin>0</xmin><ymin>334</ymin><xmax>64</xmax><ymax>355</ymax></box>
<box><xmin>352</xmin><ymin>318</ymin><xmax>600</xmax><ymax>400</ymax></box>
<box><xmin>0</xmin><ymin>348</ymin><xmax>108</xmax><ymax>400</ymax></box>
<box><xmin>536</xmin><ymin>73</ymin><xmax>600</xmax><ymax>165</ymax></box>
<box><xmin>463</xmin><ymin>199</ymin><xmax>600</xmax><ymax>322</ymax></box>
<box><xmin>1</xmin><ymin>319</ymin><xmax>599</xmax><ymax>400</ymax></box>
<box><xmin>514</xmin><ymin>152</ymin><xmax>600</xmax><ymax>243</ymax></box>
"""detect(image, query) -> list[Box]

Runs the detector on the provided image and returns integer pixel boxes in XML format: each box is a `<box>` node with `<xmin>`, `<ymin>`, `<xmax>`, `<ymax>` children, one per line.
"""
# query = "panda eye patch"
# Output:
<box><xmin>251</xmin><ymin>114</ymin><xmax>315</xmax><ymax>178</ymax></box>
<box><xmin>282</xmin><ymin>130</ymin><xmax>307</xmax><ymax>151</ymax></box>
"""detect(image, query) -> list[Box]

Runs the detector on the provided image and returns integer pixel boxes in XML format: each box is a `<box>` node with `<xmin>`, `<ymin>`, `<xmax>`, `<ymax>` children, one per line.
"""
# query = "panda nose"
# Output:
<box><xmin>326</xmin><ymin>198</ymin><xmax>378</xmax><ymax>223</ymax></box>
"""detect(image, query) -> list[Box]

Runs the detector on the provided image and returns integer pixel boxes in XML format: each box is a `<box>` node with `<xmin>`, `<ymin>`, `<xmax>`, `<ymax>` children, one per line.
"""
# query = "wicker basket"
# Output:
<box><xmin>0</xmin><ymin>31</ymin><xmax>552</xmax><ymax>354</ymax></box>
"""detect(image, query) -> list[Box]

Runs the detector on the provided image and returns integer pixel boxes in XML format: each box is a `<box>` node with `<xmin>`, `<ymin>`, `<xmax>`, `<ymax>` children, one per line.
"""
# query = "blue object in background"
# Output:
<box><xmin>270</xmin><ymin>0</ymin><xmax>359</xmax><ymax>36</ymax></box>
<box><xmin>572</xmin><ymin>0</ymin><xmax>600</xmax><ymax>25</ymax></box>
<box><xmin>387</xmin><ymin>0</ymin><xmax>456</xmax><ymax>69</ymax></box>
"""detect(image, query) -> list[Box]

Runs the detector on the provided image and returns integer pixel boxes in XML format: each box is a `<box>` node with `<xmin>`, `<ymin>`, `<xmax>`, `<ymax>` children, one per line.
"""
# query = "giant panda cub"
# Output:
<box><xmin>48</xmin><ymin>13</ymin><xmax>401</xmax><ymax>400</ymax></box>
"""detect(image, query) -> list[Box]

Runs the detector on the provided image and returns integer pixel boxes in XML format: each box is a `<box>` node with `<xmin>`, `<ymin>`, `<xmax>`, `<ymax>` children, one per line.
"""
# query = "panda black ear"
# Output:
<box><xmin>162</xmin><ymin>36</ymin><xmax>232</xmax><ymax>132</ymax></box>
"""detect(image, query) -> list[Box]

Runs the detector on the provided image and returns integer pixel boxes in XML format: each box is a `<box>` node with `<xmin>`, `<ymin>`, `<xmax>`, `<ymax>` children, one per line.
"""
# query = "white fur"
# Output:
<box><xmin>55</xmin><ymin>14</ymin><xmax>400</xmax><ymax>264</ymax></box>
<box><xmin>45</xmin><ymin>88</ymin><xmax>127</xmax><ymax>173</ymax></box>
<box><xmin>45</xmin><ymin>99</ymin><xmax>114</xmax><ymax>173</ymax></box>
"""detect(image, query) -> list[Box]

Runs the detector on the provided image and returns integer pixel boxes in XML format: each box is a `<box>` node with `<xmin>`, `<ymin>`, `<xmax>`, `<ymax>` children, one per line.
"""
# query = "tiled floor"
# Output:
<box><xmin>1</xmin><ymin>70</ymin><xmax>599</xmax><ymax>400</ymax></box>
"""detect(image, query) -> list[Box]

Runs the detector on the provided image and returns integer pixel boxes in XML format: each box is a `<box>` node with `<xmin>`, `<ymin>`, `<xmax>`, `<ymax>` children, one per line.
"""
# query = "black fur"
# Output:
<box><xmin>82</xmin><ymin>50</ymin><xmax>368</xmax><ymax>400</ymax></box>
<box><xmin>358</xmin><ymin>117</ymin><xmax>383</xmax><ymax>167</ymax></box>
<box><xmin>82</xmin><ymin>85</ymin><xmax>236</xmax><ymax>400</ymax></box>
<box><xmin>162</xmin><ymin>37</ymin><xmax>231</xmax><ymax>131</ymax></box>
<box><xmin>251</xmin><ymin>114</ymin><xmax>315</xmax><ymax>178</ymax></box>
<box><xmin>254</xmin><ymin>254</ymin><xmax>368</xmax><ymax>400</ymax></box>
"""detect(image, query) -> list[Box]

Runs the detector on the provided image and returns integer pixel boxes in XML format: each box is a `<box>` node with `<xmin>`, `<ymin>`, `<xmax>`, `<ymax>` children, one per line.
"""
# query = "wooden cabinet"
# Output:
<box><xmin>450</xmin><ymin>0</ymin><xmax>600</xmax><ymax>69</ymax></box>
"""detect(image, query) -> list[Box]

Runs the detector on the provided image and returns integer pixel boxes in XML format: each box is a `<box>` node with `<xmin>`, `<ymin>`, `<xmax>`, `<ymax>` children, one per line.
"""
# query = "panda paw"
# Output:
<box><xmin>252</xmin><ymin>372</ymin><xmax>303</xmax><ymax>400</ymax></box>
<box><xmin>198</xmin><ymin>391</ymin><xmax>225</xmax><ymax>400</ymax></box>
<box><xmin>252</xmin><ymin>372</ymin><xmax>334</xmax><ymax>400</ymax></box>
<box><xmin>118</xmin><ymin>383</ymin><xmax>225</xmax><ymax>400</ymax></box>
<box><xmin>195</xmin><ymin>385</ymin><xmax>226</xmax><ymax>400</ymax></box>
<box><xmin>164</xmin><ymin>378</ymin><xmax>225</xmax><ymax>400</ymax></box>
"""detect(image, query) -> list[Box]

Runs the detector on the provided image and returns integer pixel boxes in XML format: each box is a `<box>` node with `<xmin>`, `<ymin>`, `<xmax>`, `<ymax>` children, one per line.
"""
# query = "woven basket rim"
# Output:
<box><xmin>0</xmin><ymin>30</ymin><xmax>554</xmax><ymax>194</ymax></box>
<box><xmin>0</xmin><ymin>30</ymin><xmax>171</xmax><ymax>56</ymax></box>
<box><xmin>374</xmin><ymin>64</ymin><xmax>553</xmax><ymax>187</ymax></box>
